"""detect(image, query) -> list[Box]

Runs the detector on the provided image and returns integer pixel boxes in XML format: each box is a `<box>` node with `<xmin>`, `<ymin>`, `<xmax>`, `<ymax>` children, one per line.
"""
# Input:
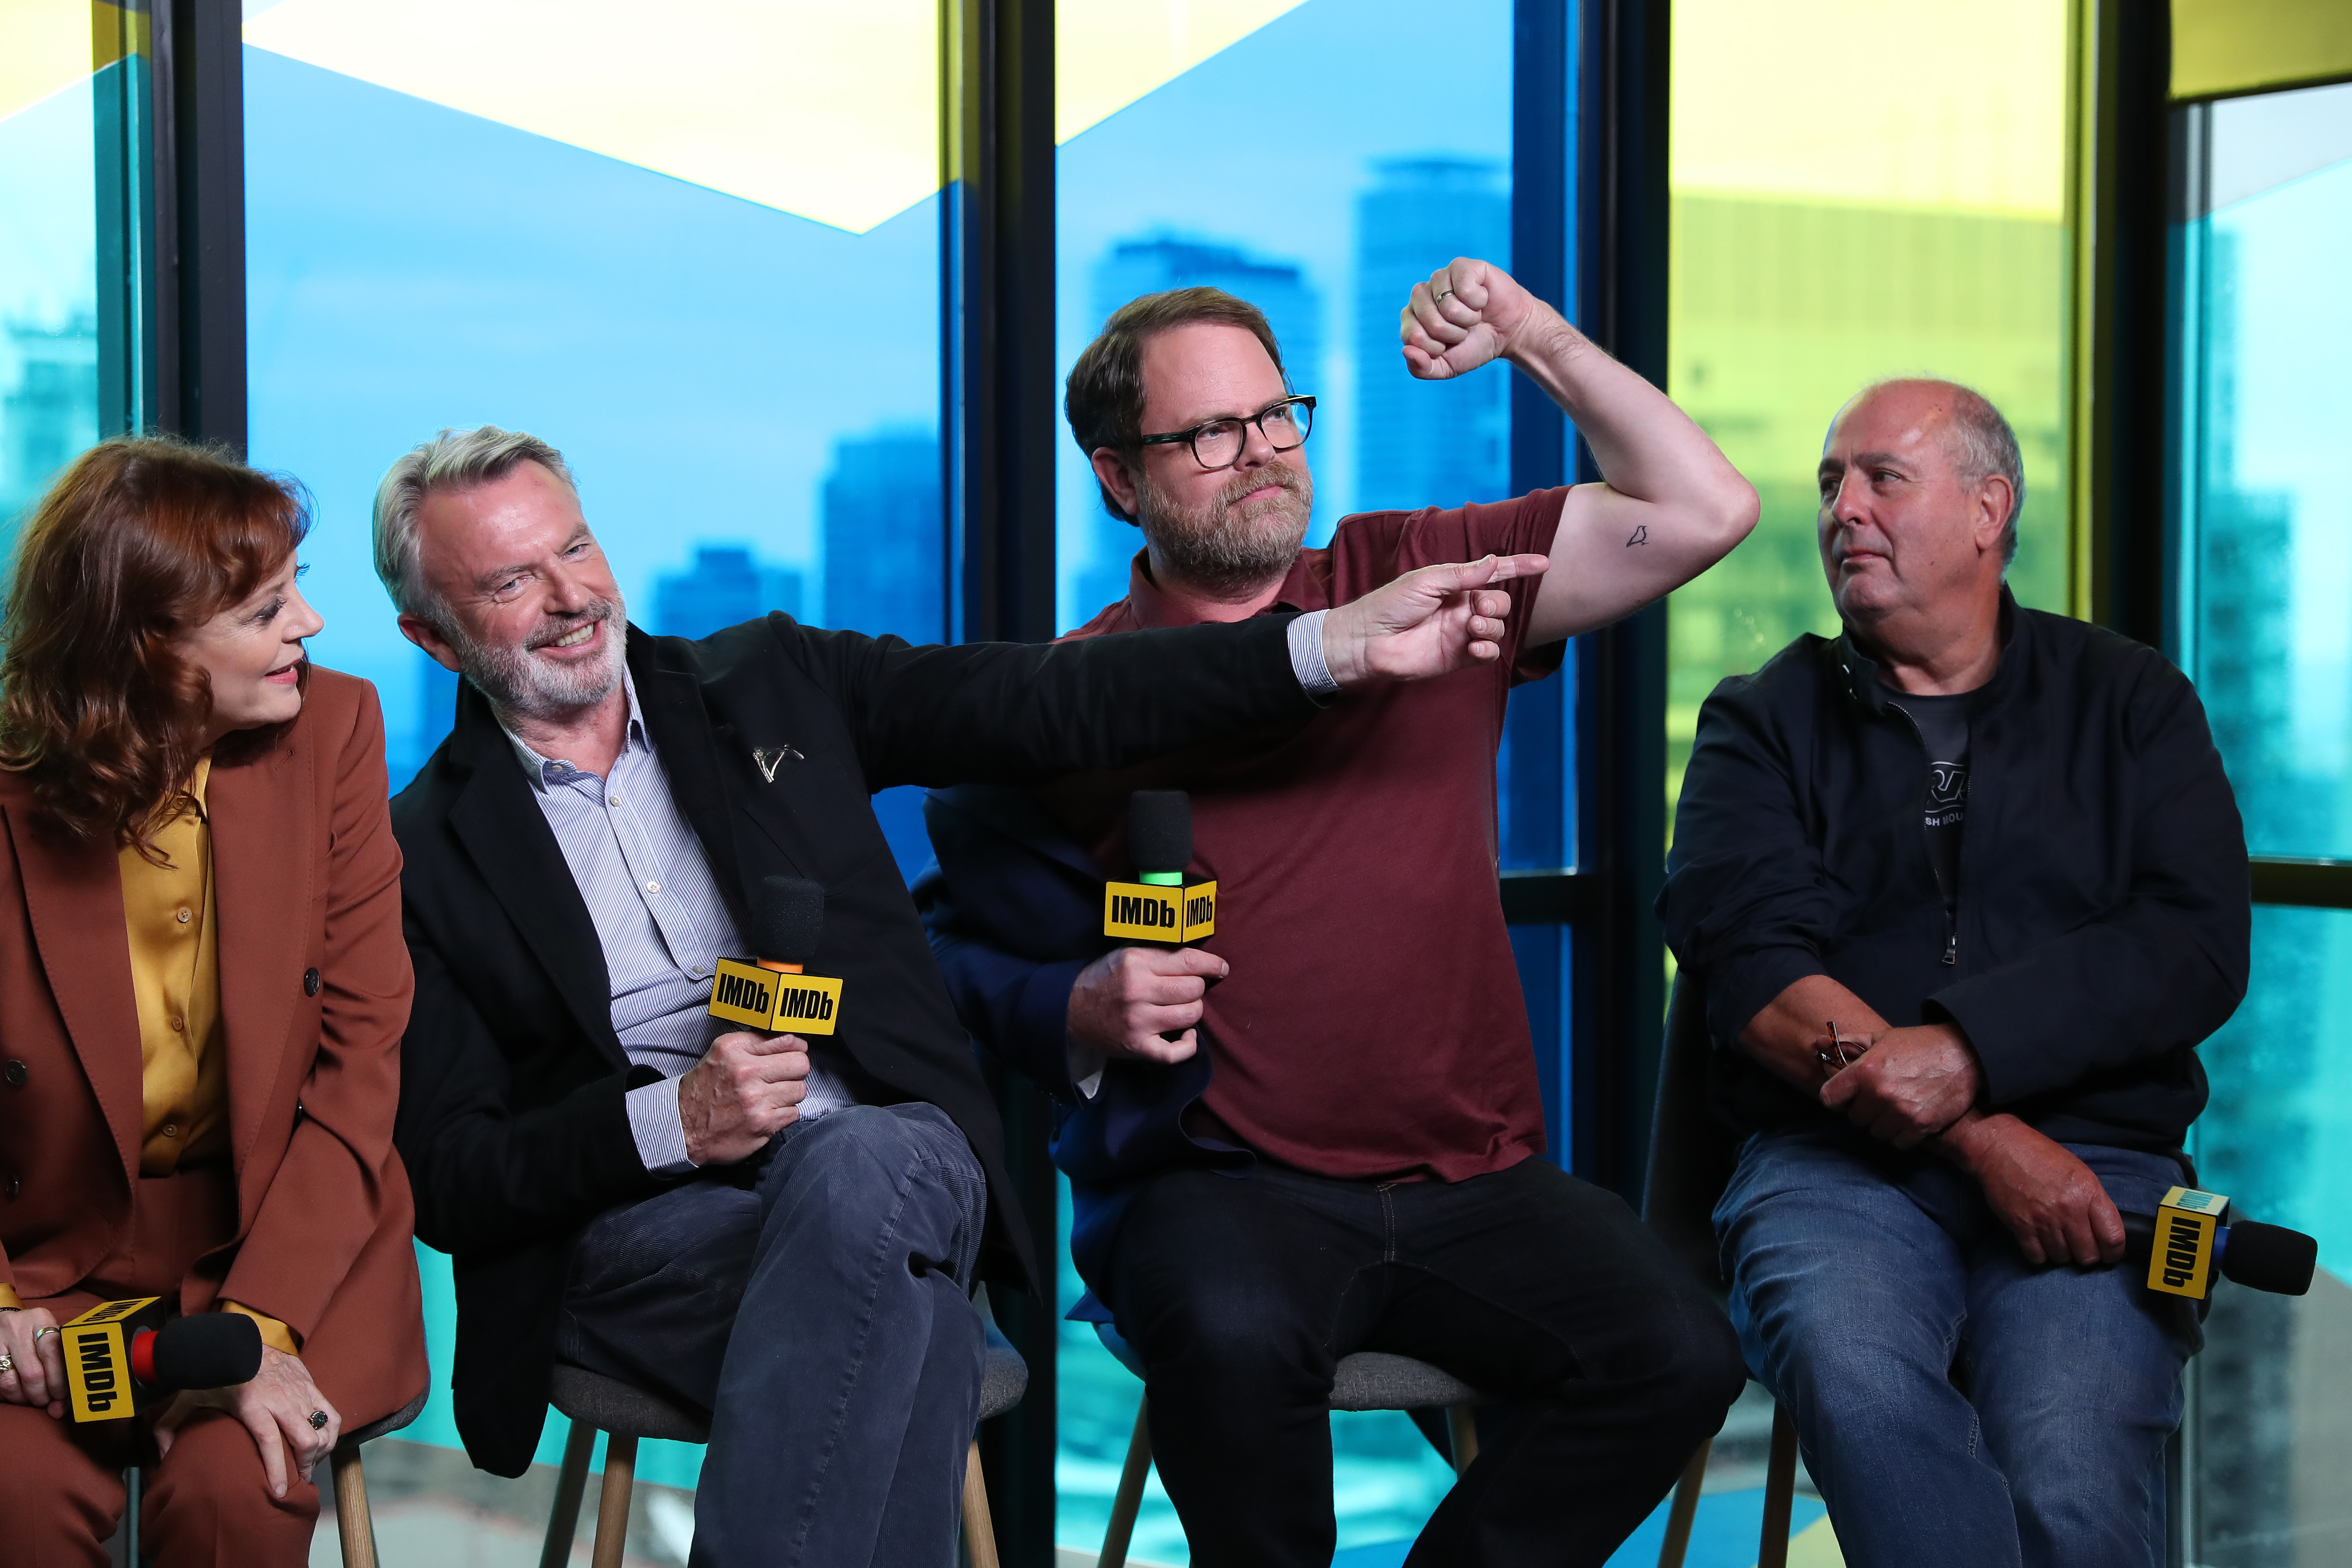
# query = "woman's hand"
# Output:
<box><xmin>153</xmin><ymin>1345</ymin><xmax>341</xmax><ymax>1497</ymax></box>
<box><xmin>0</xmin><ymin>1307</ymin><xmax>69</xmax><ymax>1417</ymax></box>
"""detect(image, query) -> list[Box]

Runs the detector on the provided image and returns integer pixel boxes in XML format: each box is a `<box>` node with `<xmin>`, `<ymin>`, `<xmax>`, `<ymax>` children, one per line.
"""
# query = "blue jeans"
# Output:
<box><xmin>556</xmin><ymin>1103</ymin><xmax>989</xmax><ymax>1568</ymax></box>
<box><xmin>1715</xmin><ymin>1125</ymin><xmax>2199</xmax><ymax>1568</ymax></box>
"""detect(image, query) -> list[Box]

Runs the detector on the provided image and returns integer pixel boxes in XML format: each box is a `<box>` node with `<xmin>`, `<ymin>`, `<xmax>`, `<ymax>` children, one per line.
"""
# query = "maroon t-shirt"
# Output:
<box><xmin>1044</xmin><ymin>492</ymin><xmax>1567</xmax><ymax>1183</ymax></box>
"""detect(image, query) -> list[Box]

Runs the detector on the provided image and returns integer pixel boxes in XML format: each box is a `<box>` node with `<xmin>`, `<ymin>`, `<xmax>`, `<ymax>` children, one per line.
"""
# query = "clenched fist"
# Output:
<box><xmin>1068</xmin><ymin>946</ymin><xmax>1230</xmax><ymax>1064</ymax></box>
<box><xmin>1399</xmin><ymin>258</ymin><xmax>1558</xmax><ymax>382</ymax></box>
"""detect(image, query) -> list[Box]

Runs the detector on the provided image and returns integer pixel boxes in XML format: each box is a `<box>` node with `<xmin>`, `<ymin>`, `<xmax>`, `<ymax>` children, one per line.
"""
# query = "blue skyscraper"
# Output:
<box><xmin>821</xmin><ymin>427</ymin><xmax>944</xmax><ymax>643</ymax></box>
<box><xmin>654</xmin><ymin>544</ymin><xmax>805</xmax><ymax>640</ymax></box>
<box><xmin>1354</xmin><ymin>157</ymin><xmax>1511</xmax><ymax>514</ymax></box>
<box><xmin>1077</xmin><ymin>234</ymin><xmax>1324</xmax><ymax>617</ymax></box>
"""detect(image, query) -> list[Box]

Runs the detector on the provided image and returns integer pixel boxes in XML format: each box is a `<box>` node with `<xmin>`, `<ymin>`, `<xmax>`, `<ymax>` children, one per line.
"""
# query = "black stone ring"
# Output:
<box><xmin>308</xmin><ymin>1409</ymin><xmax>328</xmax><ymax>1430</ymax></box>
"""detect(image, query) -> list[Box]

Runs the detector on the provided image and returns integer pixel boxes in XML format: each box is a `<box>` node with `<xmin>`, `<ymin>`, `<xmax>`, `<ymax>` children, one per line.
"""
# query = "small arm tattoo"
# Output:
<box><xmin>1626</xmin><ymin>524</ymin><xmax>1648</xmax><ymax>546</ymax></box>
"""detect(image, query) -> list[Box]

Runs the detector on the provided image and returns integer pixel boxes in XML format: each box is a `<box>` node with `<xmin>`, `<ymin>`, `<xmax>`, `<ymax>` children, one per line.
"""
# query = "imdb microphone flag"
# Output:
<box><xmin>708</xmin><ymin>958</ymin><xmax>844</xmax><ymax>1035</ymax></box>
<box><xmin>1103</xmin><ymin>880</ymin><xmax>1217</xmax><ymax>945</ymax></box>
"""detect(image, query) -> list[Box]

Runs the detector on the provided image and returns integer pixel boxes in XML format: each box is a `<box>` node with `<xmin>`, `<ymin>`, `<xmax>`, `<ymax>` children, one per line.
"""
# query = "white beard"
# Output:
<box><xmin>449</xmin><ymin>601</ymin><xmax>627</xmax><ymax>724</ymax></box>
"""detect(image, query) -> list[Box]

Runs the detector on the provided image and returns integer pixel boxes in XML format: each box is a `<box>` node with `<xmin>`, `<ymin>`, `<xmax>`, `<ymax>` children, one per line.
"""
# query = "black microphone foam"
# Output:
<box><xmin>755</xmin><ymin>876</ymin><xmax>825</xmax><ymax>966</ymax></box>
<box><xmin>146</xmin><ymin>1314</ymin><xmax>263</xmax><ymax>1392</ymax></box>
<box><xmin>2221</xmin><ymin>1220</ymin><xmax>2317</xmax><ymax>1297</ymax></box>
<box><xmin>1128</xmin><ymin>791</ymin><xmax>1192</xmax><ymax>876</ymax></box>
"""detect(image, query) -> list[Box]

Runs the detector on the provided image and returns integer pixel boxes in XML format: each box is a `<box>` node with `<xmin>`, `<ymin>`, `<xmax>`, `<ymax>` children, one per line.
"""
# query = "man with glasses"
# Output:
<box><xmin>917</xmin><ymin>261</ymin><xmax>1759</xmax><ymax>1565</ymax></box>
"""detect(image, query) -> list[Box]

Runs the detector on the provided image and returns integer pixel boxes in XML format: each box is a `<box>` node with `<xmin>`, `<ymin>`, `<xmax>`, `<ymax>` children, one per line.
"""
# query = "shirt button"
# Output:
<box><xmin>609</xmin><ymin>792</ymin><xmax>622</xmax><ymax>805</ymax></box>
<box><xmin>646</xmin><ymin>881</ymin><xmax>661</xmax><ymax>894</ymax></box>
<box><xmin>2</xmin><ymin>1060</ymin><xmax>26</xmax><ymax>1088</ymax></box>
<box><xmin>303</xmin><ymin>967</ymin><xmax>321</xmax><ymax>997</ymax></box>
<box><xmin>175</xmin><ymin>907</ymin><xmax>192</xmax><ymax>924</ymax></box>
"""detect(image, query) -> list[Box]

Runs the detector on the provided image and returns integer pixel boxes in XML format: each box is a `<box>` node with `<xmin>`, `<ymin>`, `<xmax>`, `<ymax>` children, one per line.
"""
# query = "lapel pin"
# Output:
<box><xmin>751</xmin><ymin>745</ymin><xmax>805</xmax><ymax>783</ymax></box>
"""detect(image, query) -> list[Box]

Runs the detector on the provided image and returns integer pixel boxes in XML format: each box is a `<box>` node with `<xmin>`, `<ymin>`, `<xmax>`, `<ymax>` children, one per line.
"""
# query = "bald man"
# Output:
<box><xmin>1661</xmin><ymin>379</ymin><xmax>2250</xmax><ymax>1568</ymax></box>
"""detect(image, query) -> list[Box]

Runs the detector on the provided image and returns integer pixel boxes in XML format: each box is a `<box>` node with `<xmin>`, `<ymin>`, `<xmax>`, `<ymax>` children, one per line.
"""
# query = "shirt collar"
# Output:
<box><xmin>502</xmin><ymin>662</ymin><xmax>651</xmax><ymax>790</ymax></box>
<box><xmin>1114</xmin><ymin>545</ymin><xmax>1324</xmax><ymax>631</ymax></box>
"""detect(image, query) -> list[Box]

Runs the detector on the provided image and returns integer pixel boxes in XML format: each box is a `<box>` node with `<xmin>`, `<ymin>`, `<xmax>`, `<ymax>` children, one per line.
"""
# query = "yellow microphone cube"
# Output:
<box><xmin>2146</xmin><ymin>1185</ymin><xmax>2230</xmax><ymax>1299</ymax></box>
<box><xmin>61</xmin><ymin>1296</ymin><xmax>164</xmax><ymax>1421</ymax></box>
<box><xmin>1103</xmin><ymin>880</ymin><xmax>1217</xmax><ymax>945</ymax></box>
<box><xmin>708</xmin><ymin>957</ymin><xmax>843</xmax><ymax>1036</ymax></box>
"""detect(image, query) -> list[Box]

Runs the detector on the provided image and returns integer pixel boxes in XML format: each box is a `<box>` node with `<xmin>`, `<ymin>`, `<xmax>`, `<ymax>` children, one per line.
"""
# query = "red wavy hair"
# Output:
<box><xmin>0</xmin><ymin>435</ymin><xmax>310</xmax><ymax>855</ymax></box>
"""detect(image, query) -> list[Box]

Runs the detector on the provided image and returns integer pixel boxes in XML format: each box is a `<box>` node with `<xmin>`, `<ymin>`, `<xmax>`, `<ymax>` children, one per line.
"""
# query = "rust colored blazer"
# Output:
<box><xmin>0</xmin><ymin>668</ymin><xmax>427</xmax><ymax>1429</ymax></box>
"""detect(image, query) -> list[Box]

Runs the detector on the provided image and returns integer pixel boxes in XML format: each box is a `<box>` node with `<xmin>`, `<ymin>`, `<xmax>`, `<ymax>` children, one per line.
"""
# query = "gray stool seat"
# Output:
<box><xmin>339</xmin><ymin>1388</ymin><xmax>428</xmax><ymax>1450</ymax></box>
<box><xmin>1329</xmin><ymin>1351</ymin><xmax>1486</xmax><ymax>1412</ymax></box>
<box><xmin>542</xmin><ymin>1315</ymin><xmax>1029</xmax><ymax>1568</ymax></box>
<box><xmin>1089</xmin><ymin>1322</ymin><xmax>1489</xmax><ymax>1568</ymax></box>
<box><xmin>547</xmin><ymin>1320</ymin><xmax>1027</xmax><ymax>1443</ymax></box>
<box><xmin>548</xmin><ymin>1364</ymin><xmax>711</xmax><ymax>1444</ymax></box>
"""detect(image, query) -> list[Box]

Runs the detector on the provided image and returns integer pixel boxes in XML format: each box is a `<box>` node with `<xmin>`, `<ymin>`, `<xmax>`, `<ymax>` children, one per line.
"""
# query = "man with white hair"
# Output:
<box><xmin>371</xmin><ymin>424</ymin><xmax>1542</xmax><ymax>1566</ymax></box>
<box><xmin>1663</xmin><ymin>378</ymin><xmax>2251</xmax><ymax>1567</ymax></box>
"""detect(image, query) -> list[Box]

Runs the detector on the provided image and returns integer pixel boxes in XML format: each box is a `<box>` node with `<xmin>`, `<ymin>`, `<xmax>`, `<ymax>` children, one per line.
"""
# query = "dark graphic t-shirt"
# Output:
<box><xmin>1891</xmin><ymin>691</ymin><xmax>1970</xmax><ymax>927</ymax></box>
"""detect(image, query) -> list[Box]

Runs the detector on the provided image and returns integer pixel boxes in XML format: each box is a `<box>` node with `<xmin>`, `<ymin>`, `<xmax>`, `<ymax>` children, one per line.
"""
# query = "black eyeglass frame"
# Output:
<box><xmin>1136</xmin><ymin>394</ymin><xmax>1317</xmax><ymax>470</ymax></box>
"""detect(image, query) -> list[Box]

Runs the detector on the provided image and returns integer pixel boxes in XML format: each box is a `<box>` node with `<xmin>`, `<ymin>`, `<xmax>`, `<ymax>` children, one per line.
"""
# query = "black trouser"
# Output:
<box><xmin>1105</xmin><ymin>1157</ymin><xmax>1745</xmax><ymax>1568</ymax></box>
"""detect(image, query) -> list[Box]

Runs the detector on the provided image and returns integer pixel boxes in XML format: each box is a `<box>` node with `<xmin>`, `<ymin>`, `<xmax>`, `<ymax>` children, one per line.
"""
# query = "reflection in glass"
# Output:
<box><xmin>0</xmin><ymin>0</ymin><xmax>152</xmax><ymax>559</ymax></box>
<box><xmin>2177</xmin><ymin>81</ymin><xmax>2352</xmax><ymax>862</ymax></box>
<box><xmin>2173</xmin><ymin>78</ymin><xmax>2352</xmax><ymax>1567</ymax></box>
<box><xmin>1664</xmin><ymin>0</ymin><xmax>2072</xmax><ymax>811</ymax></box>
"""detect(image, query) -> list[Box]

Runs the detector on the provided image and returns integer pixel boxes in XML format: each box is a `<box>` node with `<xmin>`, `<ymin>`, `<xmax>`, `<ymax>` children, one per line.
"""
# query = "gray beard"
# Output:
<box><xmin>447</xmin><ymin>600</ymin><xmax>628</xmax><ymax>725</ymax></box>
<box><xmin>1135</xmin><ymin>463</ymin><xmax>1315</xmax><ymax>597</ymax></box>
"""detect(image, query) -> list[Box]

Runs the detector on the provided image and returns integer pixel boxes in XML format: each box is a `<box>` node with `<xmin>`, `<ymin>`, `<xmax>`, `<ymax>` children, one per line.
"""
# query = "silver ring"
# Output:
<box><xmin>308</xmin><ymin>1409</ymin><xmax>328</xmax><ymax>1430</ymax></box>
<box><xmin>0</xmin><ymin>1352</ymin><xmax>14</xmax><ymax>1375</ymax></box>
<box><xmin>32</xmin><ymin>1328</ymin><xmax>56</xmax><ymax>1341</ymax></box>
<box><xmin>1432</xmin><ymin>289</ymin><xmax>1453</xmax><ymax>303</ymax></box>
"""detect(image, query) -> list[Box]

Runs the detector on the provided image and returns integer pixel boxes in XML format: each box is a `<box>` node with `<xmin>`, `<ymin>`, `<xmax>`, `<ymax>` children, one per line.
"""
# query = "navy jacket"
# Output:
<box><xmin>914</xmin><ymin>785</ymin><xmax>1250</xmax><ymax>1313</ymax></box>
<box><xmin>1660</xmin><ymin>591</ymin><xmax>2251</xmax><ymax>1151</ymax></box>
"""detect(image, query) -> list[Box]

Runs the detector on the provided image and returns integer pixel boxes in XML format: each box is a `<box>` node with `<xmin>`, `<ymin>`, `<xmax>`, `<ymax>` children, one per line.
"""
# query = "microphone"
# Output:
<box><xmin>1103</xmin><ymin>791</ymin><xmax>1216</xmax><ymax>945</ymax></box>
<box><xmin>2117</xmin><ymin>1203</ymin><xmax>2314</xmax><ymax>1297</ymax></box>
<box><xmin>2120</xmin><ymin>1186</ymin><xmax>2316</xmax><ymax>1299</ymax></box>
<box><xmin>60</xmin><ymin>1298</ymin><xmax>264</xmax><ymax>1421</ymax></box>
<box><xmin>709</xmin><ymin>876</ymin><xmax>843</xmax><ymax>1036</ymax></box>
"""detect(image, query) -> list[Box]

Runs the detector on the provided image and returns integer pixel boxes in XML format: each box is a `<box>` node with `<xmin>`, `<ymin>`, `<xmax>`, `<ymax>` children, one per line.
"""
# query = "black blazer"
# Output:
<box><xmin>391</xmin><ymin>611</ymin><xmax>1319</xmax><ymax>1475</ymax></box>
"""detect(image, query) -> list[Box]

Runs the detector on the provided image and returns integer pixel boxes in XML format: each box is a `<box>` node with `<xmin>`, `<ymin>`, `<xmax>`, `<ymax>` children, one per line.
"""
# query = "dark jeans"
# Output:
<box><xmin>1716</xmin><ymin>1126</ymin><xmax>2200</xmax><ymax>1568</ymax></box>
<box><xmin>556</xmin><ymin>1103</ymin><xmax>989</xmax><ymax>1568</ymax></box>
<box><xmin>1105</xmin><ymin>1157</ymin><xmax>1746</xmax><ymax>1568</ymax></box>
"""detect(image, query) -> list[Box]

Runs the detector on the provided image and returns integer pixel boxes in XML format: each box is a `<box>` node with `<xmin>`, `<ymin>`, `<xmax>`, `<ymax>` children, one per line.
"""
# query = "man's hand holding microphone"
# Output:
<box><xmin>684</xmin><ymin>876</ymin><xmax>840</xmax><ymax>1165</ymax></box>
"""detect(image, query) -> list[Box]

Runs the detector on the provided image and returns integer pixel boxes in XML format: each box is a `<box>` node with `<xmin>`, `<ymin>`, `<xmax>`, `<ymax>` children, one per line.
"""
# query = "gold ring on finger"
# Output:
<box><xmin>1433</xmin><ymin>289</ymin><xmax>1453</xmax><ymax>303</ymax></box>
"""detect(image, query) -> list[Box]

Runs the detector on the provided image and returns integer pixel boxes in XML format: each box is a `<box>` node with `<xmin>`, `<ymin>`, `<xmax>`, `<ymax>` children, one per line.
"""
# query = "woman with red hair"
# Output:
<box><xmin>0</xmin><ymin>436</ymin><xmax>426</xmax><ymax>1565</ymax></box>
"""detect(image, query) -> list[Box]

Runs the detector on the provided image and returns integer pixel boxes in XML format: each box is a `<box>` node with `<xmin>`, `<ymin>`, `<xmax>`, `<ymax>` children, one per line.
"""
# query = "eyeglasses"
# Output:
<box><xmin>1137</xmin><ymin>395</ymin><xmax>1316</xmax><ymax>471</ymax></box>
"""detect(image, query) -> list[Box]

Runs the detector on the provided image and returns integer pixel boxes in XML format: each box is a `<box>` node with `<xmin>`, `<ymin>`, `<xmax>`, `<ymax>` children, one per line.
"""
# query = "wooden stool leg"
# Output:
<box><xmin>590</xmin><ymin>1431</ymin><xmax>638</xmax><ymax>1568</ymax></box>
<box><xmin>1098</xmin><ymin>1398</ymin><xmax>1154</xmax><ymax>1568</ymax></box>
<box><xmin>1444</xmin><ymin>1406</ymin><xmax>1481</xmax><ymax>1476</ymax></box>
<box><xmin>540</xmin><ymin>1421</ymin><xmax>596</xmax><ymax>1568</ymax></box>
<box><xmin>1655</xmin><ymin>1437</ymin><xmax>1710</xmax><ymax>1568</ymax></box>
<box><xmin>333</xmin><ymin>1446</ymin><xmax>381</xmax><ymax>1568</ymax></box>
<box><xmin>1757</xmin><ymin>1402</ymin><xmax>1798</xmax><ymax>1568</ymax></box>
<box><xmin>960</xmin><ymin>1439</ymin><xmax>1000</xmax><ymax>1568</ymax></box>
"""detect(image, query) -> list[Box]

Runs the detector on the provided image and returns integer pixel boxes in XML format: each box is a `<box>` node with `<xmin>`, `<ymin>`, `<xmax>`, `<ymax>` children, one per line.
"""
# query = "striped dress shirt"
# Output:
<box><xmin>504</xmin><ymin>666</ymin><xmax>857</xmax><ymax>1176</ymax></box>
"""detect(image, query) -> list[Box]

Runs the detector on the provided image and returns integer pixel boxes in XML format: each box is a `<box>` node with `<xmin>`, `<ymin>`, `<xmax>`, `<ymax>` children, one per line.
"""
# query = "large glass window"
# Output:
<box><xmin>1664</xmin><ymin>0</ymin><xmax>2074</xmax><ymax>807</ymax></box>
<box><xmin>0</xmin><ymin>0</ymin><xmax>152</xmax><ymax>558</ymax></box>
<box><xmin>1051</xmin><ymin>2</ymin><xmax>1539</xmax><ymax>1559</ymax></box>
<box><xmin>242</xmin><ymin>3</ymin><xmax>949</xmax><ymax>1545</ymax></box>
<box><xmin>2169</xmin><ymin>76</ymin><xmax>2352</xmax><ymax>1566</ymax></box>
